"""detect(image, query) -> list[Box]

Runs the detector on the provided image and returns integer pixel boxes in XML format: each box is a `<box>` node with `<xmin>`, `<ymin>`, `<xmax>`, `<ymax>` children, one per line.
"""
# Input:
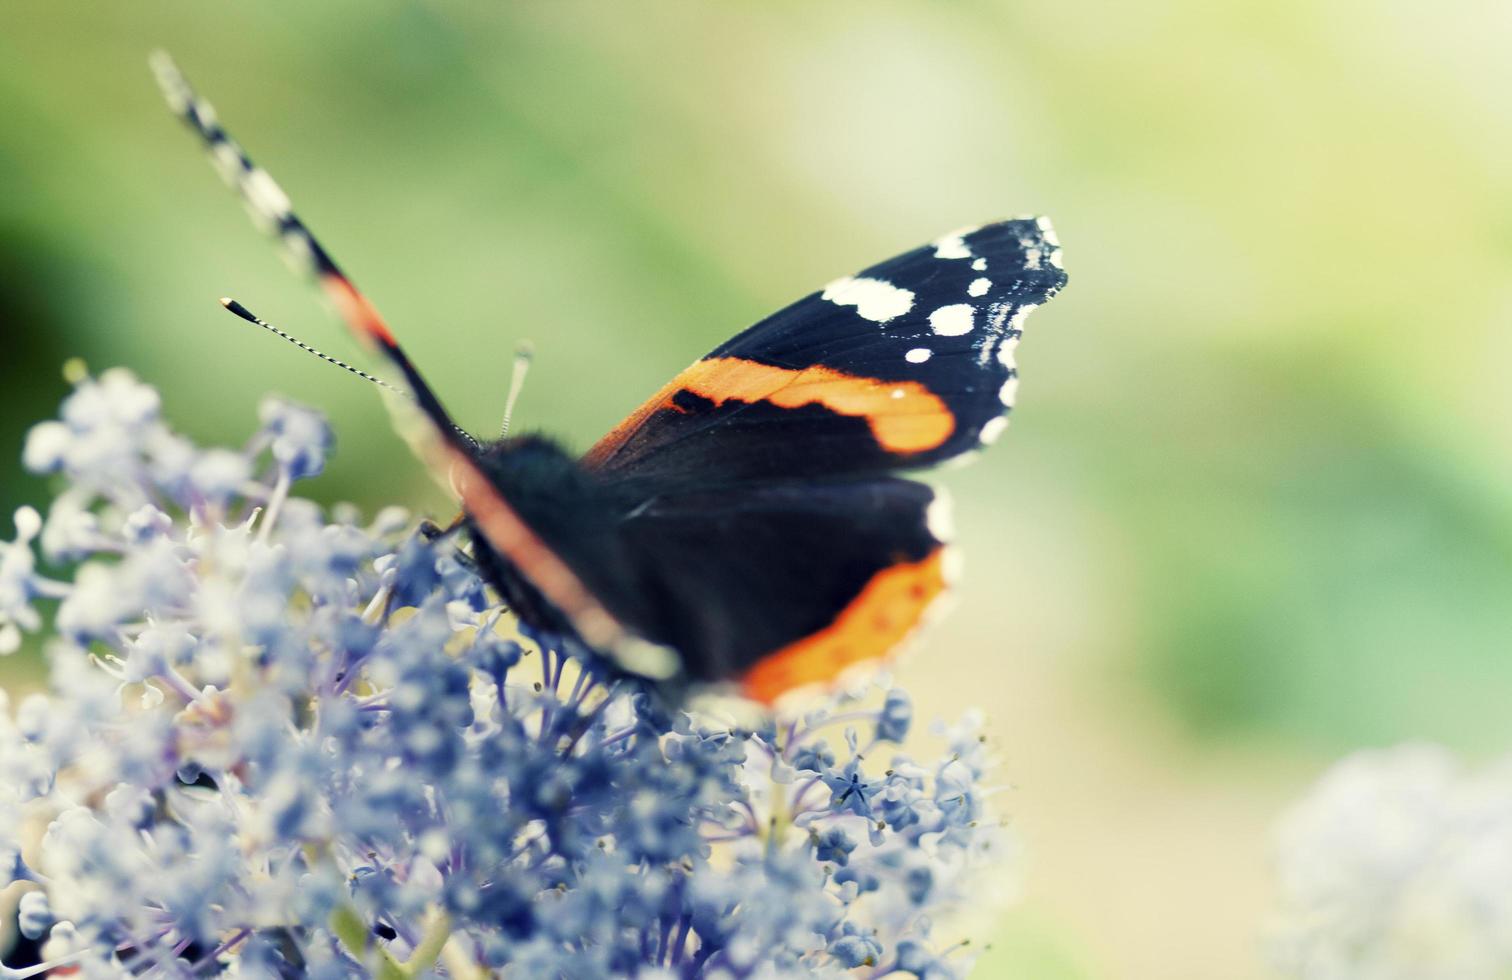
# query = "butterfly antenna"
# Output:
<box><xmin>499</xmin><ymin>341</ymin><xmax>535</xmax><ymax>438</ymax></box>
<box><xmin>219</xmin><ymin>298</ymin><xmax>483</xmax><ymax>453</ymax></box>
<box><xmin>220</xmin><ymin>298</ymin><xmax>403</xmax><ymax>394</ymax></box>
<box><xmin>150</xmin><ymin>51</ymin><xmax>473</xmax><ymax>456</ymax></box>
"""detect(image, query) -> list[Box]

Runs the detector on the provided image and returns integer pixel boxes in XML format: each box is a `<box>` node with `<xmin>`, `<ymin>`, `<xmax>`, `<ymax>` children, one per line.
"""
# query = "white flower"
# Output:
<box><xmin>0</xmin><ymin>507</ymin><xmax>44</xmax><ymax>654</ymax></box>
<box><xmin>1270</xmin><ymin>743</ymin><xmax>1512</xmax><ymax>980</ymax></box>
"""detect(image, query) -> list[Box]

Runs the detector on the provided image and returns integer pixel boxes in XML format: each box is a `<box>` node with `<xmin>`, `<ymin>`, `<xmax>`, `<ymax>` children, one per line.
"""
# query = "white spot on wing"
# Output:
<box><xmin>611</xmin><ymin>638</ymin><xmax>681</xmax><ymax>680</ymax></box>
<box><xmin>890</xmin><ymin>388</ymin><xmax>905</xmax><ymax>399</ymax></box>
<box><xmin>979</xmin><ymin>415</ymin><xmax>1009</xmax><ymax>444</ymax></box>
<box><xmin>968</xmin><ymin>278</ymin><xmax>991</xmax><ymax>297</ymax></box>
<box><xmin>941</xmin><ymin>545</ymin><xmax>965</xmax><ymax>586</ymax></box>
<box><xmin>929</xmin><ymin>303</ymin><xmax>974</xmax><ymax>336</ymax></box>
<box><xmin>991</xmin><ymin>303</ymin><xmax>1037</xmax><ymax>366</ymax></box>
<box><xmin>282</xmin><ymin>230</ymin><xmax>316</xmax><ymax>273</ymax></box>
<box><xmin>821</xmin><ymin>277</ymin><xmax>914</xmax><ymax>323</ymax></box>
<box><xmin>245</xmin><ymin>168</ymin><xmax>292</xmax><ymax>219</ymax></box>
<box><xmin>210</xmin><ymin>142</ymin><xmax>243</xmax><ymax>185</ymax></box>
<box><xmin>1034</xmin><ymin>216</ymin><xmax>1064</xmax><ymax>268</ymax></box>
<box><xmin>926</xmin><ymin>489</ymin><xmax>956</xmax><ymax>542</ymax></box>
<box><xmin>932</xmin><ymin>225</ymin><xmax>980</xmax><ymax>260</ymax></box>
<box><xmin>905</xmin><ymin>347</ymin><xmax>932</xmax><ymax>364</ymax></box>
<box><xmin>998</xmin><ymin>375</ymin><xmax>1019</xmax><ymax>406</ymax></box>
<box><xmin>972</xmin><ymin>257</ymin><xmax>988</xmax><ymax>271</ymax></box>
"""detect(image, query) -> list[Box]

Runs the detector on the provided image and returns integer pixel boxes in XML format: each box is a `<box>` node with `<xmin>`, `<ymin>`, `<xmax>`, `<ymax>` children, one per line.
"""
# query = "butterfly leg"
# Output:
<box><xmin>417</xmin><ymin>513</ymin><xmax>469</xmax><ymax>543</ymax></box>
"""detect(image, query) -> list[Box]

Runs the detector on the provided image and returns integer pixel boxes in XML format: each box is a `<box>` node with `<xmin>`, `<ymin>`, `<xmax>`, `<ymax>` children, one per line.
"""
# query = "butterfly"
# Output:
<box><xmin>151</xmin><ymin>53</ymin><xmax>1068</xmax><ymax>705</ymax></box>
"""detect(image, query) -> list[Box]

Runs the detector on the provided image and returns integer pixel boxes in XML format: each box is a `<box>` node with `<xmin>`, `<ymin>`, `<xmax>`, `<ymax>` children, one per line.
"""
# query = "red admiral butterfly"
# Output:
<box><xmin>151</xmin><ymin>54</ymin><xmax>1067</xmax><ymax>704</ymax></box>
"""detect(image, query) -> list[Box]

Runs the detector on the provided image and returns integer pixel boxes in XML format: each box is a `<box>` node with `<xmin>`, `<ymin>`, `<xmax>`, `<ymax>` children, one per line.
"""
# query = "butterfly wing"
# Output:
<box><xmin>154</xmin><ymin>53</ymin><xmax>653</xmax><ymax>663</ymax></box>
<box><xmin>564</xmin><ymin>220</ymin><xmax>1063</xmax><ymax>699</ymax></box>
<box><xmin>509</xmin><ymin>477</ymin><xmax>952</xmax><ymax>703</ymax></box>
<box><xmin>584</xmin><ymin>219</ymin><xmax>1066</xmax><ymax>484</ymax></box>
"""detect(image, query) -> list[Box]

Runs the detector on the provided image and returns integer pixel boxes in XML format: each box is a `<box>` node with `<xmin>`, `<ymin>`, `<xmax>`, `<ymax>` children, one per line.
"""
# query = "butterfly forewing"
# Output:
<box><xmin>584</xmin><ymin>218</ymin><xmax>1066</xmax><ymax>483</ymax></box>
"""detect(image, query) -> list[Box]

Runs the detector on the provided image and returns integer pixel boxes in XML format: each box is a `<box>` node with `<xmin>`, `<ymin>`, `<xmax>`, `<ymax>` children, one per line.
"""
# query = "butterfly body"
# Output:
<box><xmin>152</xmin><ymin>54</ymin><xmax>1068</xmax><ymax>704</ymax></box>
<box><xmin>464</xmin><ymin>434</ymin><xmax>620</xmax><ymax>640</ymax></box>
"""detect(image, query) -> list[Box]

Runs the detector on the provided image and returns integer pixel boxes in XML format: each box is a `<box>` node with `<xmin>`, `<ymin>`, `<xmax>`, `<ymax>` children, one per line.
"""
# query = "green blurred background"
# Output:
<box><xmin>3</xmin><ymin>2</ymin><xmax>1510</xmax><ymax>977</ymax></box>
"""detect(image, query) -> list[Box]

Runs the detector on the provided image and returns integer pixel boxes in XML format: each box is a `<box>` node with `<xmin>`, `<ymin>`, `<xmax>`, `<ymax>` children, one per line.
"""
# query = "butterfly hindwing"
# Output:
<box><xmin>584</xmin><ymin>218</ymin><xmax>1066</xmax><ymax>482</ymax></box>
<box><xmin>596</xmin><ymin>478</ymin><xmax>950</xmax><ymax>701</ymax></box>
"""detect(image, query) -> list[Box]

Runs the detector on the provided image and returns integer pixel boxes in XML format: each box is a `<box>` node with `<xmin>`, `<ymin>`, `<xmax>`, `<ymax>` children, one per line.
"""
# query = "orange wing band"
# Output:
<box><xmin>321</xmin><ymin>273</ymin><xmax>399</xmax><ymax>348</ymax></box>
<box><xmin>586</xmin><ymin>356</ymin><xmax>954</xmax><ymax>466</ymax></box>
<box><xmin>740</xmin><ymin>549</ymin><xmax>948</xmax><ymax>704</ymax></box>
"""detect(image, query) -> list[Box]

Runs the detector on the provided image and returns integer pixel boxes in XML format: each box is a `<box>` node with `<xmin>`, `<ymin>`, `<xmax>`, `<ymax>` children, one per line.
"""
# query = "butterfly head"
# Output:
<box><xmin>471</xmin><ymin>433</ymin><xmax>599</xmax><ymax>513</ymax></box>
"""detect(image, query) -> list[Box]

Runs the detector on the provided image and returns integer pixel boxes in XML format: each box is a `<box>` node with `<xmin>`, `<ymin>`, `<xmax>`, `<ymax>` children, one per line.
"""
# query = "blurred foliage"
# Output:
<box><xmin>2</xmin><ymin>3</ymin><xmax>1511</xmax><ymax>976</ymax></box>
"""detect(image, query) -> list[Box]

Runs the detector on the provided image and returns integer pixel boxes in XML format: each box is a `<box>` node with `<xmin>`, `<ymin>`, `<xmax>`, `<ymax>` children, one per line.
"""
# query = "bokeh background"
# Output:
<box><xmin>3</xmin><ymin>3</ymin><xmax>1510</xmax><ymax>977</ymax></box>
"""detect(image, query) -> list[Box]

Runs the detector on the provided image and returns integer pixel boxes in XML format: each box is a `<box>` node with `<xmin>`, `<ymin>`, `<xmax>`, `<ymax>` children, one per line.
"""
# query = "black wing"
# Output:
<box><xmin>583</xmin><ymin>219</ymin><xmax>1066</xmax><ymax>486</ymax></box>
<box><xmin>600</xmin><ymin>479</ymin><xmax>951</xmax><ymax>701</ymax></box>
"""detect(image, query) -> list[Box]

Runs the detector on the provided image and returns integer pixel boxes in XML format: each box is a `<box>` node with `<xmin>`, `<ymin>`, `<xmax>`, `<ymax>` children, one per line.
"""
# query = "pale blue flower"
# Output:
<box><xmin>0</xmin><ymin>369</ymin><xmax>1008</xmax><ymax>978</ymax></box>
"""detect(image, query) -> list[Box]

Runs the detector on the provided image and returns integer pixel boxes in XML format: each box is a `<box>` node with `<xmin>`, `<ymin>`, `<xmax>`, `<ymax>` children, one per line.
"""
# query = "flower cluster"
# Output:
<box><xmin>0</xmin><ymin>368</ymin><xmax>1007</xmax><ymax>979</ymax></box>
<box><xmin>1268</xmin><ymin>744</ymin><xmax>1512</xmax><ymax>980</ymax></box>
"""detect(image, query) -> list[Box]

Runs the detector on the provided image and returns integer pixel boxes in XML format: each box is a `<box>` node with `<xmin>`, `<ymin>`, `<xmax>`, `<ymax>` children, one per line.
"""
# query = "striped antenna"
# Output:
<box><xmin>221</xmin><ymin>298</ymin><xmax>403</xmax><ymax>395</ymax></box>
<box><xmin>499</xmin><ymin>341</ymin><xmax>535</xmax><ymax>438</ymax></box>
<box><xmin>153</xmin><ymin>52</ymin><xmax>649</xmax><ymax>660</ymax></box>
<box><xmin>150</xmin><ymin>51</ymin><xmax>472</xmax><ymax>456</ymax></box>
<box><xmin>220</xmin><ymin>298</ymin><xmax>483</xmax><ymax>453</ymax></box>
